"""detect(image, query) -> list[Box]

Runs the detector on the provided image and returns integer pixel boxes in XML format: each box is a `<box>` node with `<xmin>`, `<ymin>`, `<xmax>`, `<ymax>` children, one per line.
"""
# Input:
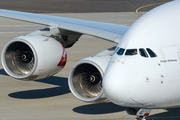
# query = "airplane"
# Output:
<box><xmin>0</xmin><ymin>0</ymin><xmax>179</xmax><ymax>120</ymax></box>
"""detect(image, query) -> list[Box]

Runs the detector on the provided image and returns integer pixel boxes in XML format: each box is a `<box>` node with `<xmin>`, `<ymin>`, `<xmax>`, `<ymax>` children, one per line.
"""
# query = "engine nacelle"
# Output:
<box><xmin>68</xmin><ymin>56</ymin><xmax>111</xmax><ymax>103</ymax></box>
<box><xmin>1</xmin><ymin>35</ymin><xmax>67</xmax><ymax>80</ymax></box>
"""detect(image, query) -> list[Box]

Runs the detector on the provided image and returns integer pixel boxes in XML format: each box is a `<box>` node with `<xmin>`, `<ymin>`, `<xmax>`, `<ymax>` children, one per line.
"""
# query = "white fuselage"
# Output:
<box><xmin>103</xmin><ymin>0</ymin><xmax>180</xmax><ymax>108</ymax></box>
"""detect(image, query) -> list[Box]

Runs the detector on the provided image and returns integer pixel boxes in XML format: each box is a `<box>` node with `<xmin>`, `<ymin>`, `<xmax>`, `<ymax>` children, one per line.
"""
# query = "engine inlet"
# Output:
<box><xmin>5</xmin><ymin>42</ymin><xmax>34</xmax><ymax>75</ymax></box>
<box><xmin>80</xmin><ymin>68</ymin><xmax>102</xmax><ymax>97</ymax></box>
<box><xmin>72</xmin><ymin>63</ymin><xmax>102</xmax><ymax>98</ymax></box>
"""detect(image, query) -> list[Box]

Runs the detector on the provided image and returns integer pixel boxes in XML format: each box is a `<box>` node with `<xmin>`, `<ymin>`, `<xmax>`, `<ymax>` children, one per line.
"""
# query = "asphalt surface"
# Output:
<box><xmin>0</xmin><ymin>0</ymin><xmax>173</xmax><ymax>13</ymax></box>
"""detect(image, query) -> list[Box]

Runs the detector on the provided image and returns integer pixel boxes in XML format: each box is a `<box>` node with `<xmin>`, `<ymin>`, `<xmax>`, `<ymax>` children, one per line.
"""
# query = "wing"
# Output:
<box><xmin>0</xmin><ymin>9</ymin><xmax>129</xmax><ymax>43</ymax></box>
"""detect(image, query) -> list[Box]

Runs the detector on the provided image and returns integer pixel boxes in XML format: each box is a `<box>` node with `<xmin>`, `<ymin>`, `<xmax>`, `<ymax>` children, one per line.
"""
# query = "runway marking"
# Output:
<box><xmin>136</xmin><ymin>2</ymin><xmax>167</xmax><ymax>15</ymax></box>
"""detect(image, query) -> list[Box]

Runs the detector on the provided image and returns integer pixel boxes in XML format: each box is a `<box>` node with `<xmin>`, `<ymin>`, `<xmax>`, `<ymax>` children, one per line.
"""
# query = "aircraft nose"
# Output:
<box><xmin>103</xmin><ymin>61</ymin><xmax>130</xmax><ymax>106</ymax></box>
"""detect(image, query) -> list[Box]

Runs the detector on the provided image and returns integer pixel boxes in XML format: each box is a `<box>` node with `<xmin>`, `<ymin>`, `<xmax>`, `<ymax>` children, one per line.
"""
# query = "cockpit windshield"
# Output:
<box><xmin>139</xmin><ymin>48</ymin><xmax>148</xmax><ymax>58</ymax></box>
<box><xmin>146</xmin><ymin>48</ymin><xmax>157</xmax><ymax>57</ymax></box>
<box><xmin>116</xmin><ymin>48</ymin><xmax>157</xmax><ymax>58</ymax></box>
<box><xmin>117</xmin><ymin>48</ymin><xmax>125</xmax><ymax>55</ymax></box>
<box><xmin>125</xmin><ymin>49</ymin><xmax>137</xmax><ymax>55</ymax></box>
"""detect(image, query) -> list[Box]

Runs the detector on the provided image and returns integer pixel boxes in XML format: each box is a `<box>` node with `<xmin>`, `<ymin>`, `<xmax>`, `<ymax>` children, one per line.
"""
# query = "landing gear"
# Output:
<box><xmin>135</xmin><ymin>108</ymin><xmax>151</xmax><ymax>120</ymax></box>
<box><xmin>136</xmin><ymin>116</ymin><xmax>146</xmax><ymax>120</ymax></box>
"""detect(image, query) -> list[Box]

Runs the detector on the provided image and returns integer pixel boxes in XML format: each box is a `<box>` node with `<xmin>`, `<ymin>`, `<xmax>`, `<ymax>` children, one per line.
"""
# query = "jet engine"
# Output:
<box><xmin>1</xmin><ymin>35</ymin><xmax>67</xmax><ymax>80</ymax></box>
<box><xmin>68</xmin><ymin>55</ymin><xmax>111</xmax><ymax>103</ymax></box>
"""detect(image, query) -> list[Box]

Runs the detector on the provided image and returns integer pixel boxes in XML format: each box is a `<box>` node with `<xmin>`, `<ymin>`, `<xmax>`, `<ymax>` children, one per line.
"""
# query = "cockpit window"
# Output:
<box><xmin>125</xmin><ymin>49</ymin><xmax>137</xmax><ymax>55</ymax></box>
<box><xmin>117</xmin><ymin>48</ymin><xmax>125</xmax><ymax>55</ymax></box>
<box><xmin>146</xmin><ymin>48</ymin><xmax>157</xmax><ymax>57</ymax></box>
<box><xmin>139</xmin><ymin>48</ymin><xmax>148</xmax><ymax>58</ymax></box>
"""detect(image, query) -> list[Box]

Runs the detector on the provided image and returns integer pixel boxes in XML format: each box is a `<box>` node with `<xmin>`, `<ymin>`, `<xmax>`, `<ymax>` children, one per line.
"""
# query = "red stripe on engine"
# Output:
<box><xmin>144</xmin><ymin>113</ymin><xmax>149</xmax><ymax>116</ymax></box>
<box><xmin>57</xmin><ymin>45</ymin><xmax>67</xmax><ymax>66</ymax></box>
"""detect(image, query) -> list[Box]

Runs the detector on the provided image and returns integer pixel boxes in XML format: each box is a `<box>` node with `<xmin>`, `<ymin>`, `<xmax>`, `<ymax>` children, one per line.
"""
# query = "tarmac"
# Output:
<box><xmin>0</xmin><ymin>0</ymin><xmax>172</xmax><ymax>13</ymax></box>
<box><xmin>0</xmin><ymin>1</ymin><xmax>180</xmax><ymax>120</ymax></box>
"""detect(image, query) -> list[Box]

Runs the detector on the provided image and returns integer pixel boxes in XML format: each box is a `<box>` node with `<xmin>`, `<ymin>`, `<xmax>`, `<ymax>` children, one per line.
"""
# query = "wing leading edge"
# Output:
<box><xmin>0</xmin><ymin>9</ymin><xmax>129</xmax><ymax>43</ymax></box>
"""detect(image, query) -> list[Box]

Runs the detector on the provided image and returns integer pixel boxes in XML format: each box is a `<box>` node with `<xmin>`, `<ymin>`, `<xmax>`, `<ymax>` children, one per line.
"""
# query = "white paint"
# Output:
<box><xmin>103</xmin><ymin>0</ymin><xmax>180</xmax><ymax>109</ymax></box>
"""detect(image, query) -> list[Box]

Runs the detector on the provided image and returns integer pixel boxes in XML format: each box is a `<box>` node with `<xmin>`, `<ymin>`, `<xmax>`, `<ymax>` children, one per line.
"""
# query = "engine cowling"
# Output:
<box><xmin>1</xmin><ymin>35</ymin><xmax>67</xmax><ymax>80</ymax></box>
<box><xmin>68</xmin><ymin>56</ymin><xmax>111</xmax><ymax>103</ymax></box>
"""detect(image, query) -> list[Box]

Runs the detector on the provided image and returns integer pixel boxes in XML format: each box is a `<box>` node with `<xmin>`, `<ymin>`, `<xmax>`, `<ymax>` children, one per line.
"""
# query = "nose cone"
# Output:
<box><xmin>103</xmin><ymin>60</ymin><xmax>130</xmax><ymax>106</ymax></box>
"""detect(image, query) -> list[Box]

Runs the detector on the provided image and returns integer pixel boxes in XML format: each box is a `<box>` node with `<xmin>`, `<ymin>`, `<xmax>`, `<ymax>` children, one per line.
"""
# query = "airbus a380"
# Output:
<box><xmin>0</xmin><ymin>0</ymin><xmax>179</xmax><ymax>120</ymax></box>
